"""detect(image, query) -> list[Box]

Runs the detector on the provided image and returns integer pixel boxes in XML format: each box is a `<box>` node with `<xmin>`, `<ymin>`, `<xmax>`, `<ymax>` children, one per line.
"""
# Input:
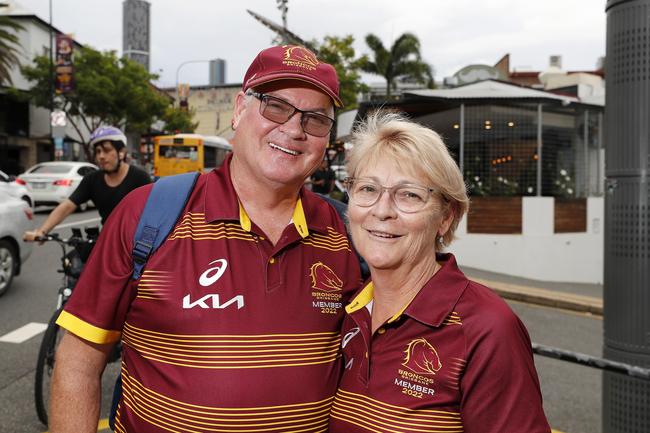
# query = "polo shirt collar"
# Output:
<box><xmin>204</xmin><ymin>154</ymin><xmax>330</xmax><ymax>237</ymax></box>
<box><xmin>344</xmin><ymin>254</ymin><xmax>469</xmax><ymax>328</ymax></box>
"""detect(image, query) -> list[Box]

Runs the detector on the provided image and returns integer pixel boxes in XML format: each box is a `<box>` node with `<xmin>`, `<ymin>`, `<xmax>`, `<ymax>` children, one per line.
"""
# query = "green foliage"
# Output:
<box><xmin>363</xmin><ymin>32</ymin><xmax>434</xmax><ymax>98</ymax></box>
<box><xmin>162</xmin><ymin>106</ymin><xmax>198</xmax><ymax>134</ymax></box>
<box><xmin>314</xmin><ymin>35</ymin><xmax>368</xmax><ymax>110</ymax></box>
<box><xmin>0</xmin><ymin>17</ymin><xmax>25</xmax><ymax>86</ymax></box>
<box><xmin>21</xmin><ymin>46</ymin><xmax>169</xmax><ymax>160</ymax></box>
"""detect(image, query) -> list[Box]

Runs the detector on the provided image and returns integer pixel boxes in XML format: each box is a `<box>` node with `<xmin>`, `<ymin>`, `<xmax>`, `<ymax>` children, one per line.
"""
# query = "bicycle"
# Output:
<box><xmin>33</xmin><ymin>227</ymin><xmax>101</xmax><ymax>426</ymax></box>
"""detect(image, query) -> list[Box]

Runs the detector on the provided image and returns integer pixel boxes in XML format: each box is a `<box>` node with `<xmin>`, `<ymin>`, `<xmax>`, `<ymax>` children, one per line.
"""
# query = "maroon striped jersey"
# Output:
<box><xmin>58</xmin><ymin>155</ymin><xmax>361</xmax><ymax>432</ymax></box>
<box><xmin>329</xmin><ymin>254</ymin><xmax>550</xmax><ymax>433</ymax></box>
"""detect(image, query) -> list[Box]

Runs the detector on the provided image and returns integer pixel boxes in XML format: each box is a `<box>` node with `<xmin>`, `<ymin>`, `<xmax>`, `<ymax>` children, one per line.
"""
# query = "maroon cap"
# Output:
<box><xmin>243</xmin><ymin>45</ymin><xmax>343</xmax><ymax>108</ymax></box>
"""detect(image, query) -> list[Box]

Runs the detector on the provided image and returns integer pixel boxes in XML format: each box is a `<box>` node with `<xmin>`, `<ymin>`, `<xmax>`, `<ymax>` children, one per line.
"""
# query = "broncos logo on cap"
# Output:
<box><xmin>402</xmin><ymin>338</ymin><xmax>442</xmax><ymax>375</ymax></box>
<box><xmin>283</xmin><ymin>46</ymin><xmax>320</xmax><ymax>70</ymax></box>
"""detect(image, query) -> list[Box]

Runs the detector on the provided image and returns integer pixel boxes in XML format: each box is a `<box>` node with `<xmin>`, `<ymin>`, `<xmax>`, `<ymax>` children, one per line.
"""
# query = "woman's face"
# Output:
<box><xmin>348</xmin><ymin>157</ymin><xmax>452</xmax><ymax>272</ymax></box>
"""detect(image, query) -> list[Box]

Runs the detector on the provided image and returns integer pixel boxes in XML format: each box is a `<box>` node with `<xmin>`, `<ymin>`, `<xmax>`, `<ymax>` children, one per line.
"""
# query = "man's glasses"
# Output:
<box><xmin>344</xmin><ymin>177</ymin><xmax>438</xmax><ymax>213</ymax></box>
<box><xmin>248</xmin><ymin>91</ymin><xmax>335</xmax><ymax>137</ymax></box>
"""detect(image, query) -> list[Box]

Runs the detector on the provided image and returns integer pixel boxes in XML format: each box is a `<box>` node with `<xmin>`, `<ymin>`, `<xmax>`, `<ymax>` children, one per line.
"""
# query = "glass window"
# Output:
<box><xmin>541</xmin><ymin>107</ymin><xmax>586</xmax><ymax>198</ymax></box>
<box><xmin>463</xmin><ymin>104</ymin><xmax>539</xmax><ymax>196</ymax></box>
<box><xmin>159</xmin><ymin>145</ymin><xmax>198</xmax><ymax>160</ymax></box>
<box><xmin>29</xmin><ymin>164</ymin><xmax>74</xmax><ymax>174</ymax></box>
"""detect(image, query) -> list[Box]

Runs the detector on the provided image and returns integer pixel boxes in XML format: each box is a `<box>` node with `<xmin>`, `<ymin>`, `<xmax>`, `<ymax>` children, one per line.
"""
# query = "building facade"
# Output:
<box><xmin>165</xmin><ymin>84</ymin><xmax>240</xmax><ymax>138</ymax></box>
<box><xmin>356</xmin><ymin>80</ymin><xmax>605</xmax><ymax>283</ymax></box>
<box><xmin>0</xmin><ymin>7</ymin><xmax>88</xmax><ymax>175</ymax></box>
<box><xmin>122</xmin><ymin>0</ymin><xmax>151</xmax><ymax>72</ymax></box>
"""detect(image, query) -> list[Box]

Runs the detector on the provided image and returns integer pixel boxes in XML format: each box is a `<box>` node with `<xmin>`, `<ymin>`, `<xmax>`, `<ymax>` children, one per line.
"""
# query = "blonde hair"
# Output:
<box><xmin>347</xmin><ymin>111</ymin><xmax>469</xmax><ymax>249</ymax></box>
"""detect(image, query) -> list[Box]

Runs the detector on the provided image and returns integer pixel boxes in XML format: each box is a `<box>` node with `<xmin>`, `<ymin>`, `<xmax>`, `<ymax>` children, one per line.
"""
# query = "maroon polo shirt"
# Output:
<box><xmin>329</xmin><ymin>254</ymin><xmax>550</xmax><ymax>433</ymax></box>
<box><xmin>57</xmin><ymin>155</ymin><xmax>361</xmax><ymax>432</ymax></box>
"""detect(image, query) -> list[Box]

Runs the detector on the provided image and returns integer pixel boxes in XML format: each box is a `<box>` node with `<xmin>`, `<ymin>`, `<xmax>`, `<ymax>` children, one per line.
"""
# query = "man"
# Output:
<box><xmin>310</xmin><ymin>157</ymin><xmax>336</xmax><ymax>194</ymax></box>
<box><xmin>49</xmin><ymin>45</ymin><xmax>361</xmax><ymax>433</ymax></box>
<box><xmin>23</xmin><ymin>126</ymin><xmax>151</xmax><ymax>241</ymax></box>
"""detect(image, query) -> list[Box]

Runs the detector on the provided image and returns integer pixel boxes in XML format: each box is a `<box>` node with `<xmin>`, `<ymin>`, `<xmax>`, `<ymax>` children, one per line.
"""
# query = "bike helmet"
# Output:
<box><xmin>89</xmin><ymin>126</ymin><xmax>127</xmax><ymax>149</ymax></box>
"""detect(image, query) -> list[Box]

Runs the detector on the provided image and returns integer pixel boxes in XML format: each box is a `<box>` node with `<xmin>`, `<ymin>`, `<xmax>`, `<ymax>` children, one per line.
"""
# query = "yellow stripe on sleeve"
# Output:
<box><xmin>56</xmin><ymin>310</ymin><xmax>122</xmax><ymax>344</ymax></box>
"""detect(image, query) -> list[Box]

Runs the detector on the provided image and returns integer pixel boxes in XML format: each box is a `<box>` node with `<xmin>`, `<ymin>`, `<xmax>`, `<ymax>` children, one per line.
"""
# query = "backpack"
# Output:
<box><xmin>109</xmin><ymin>171</ymin><xmax>199</xmax><ymax>429</ymax></box>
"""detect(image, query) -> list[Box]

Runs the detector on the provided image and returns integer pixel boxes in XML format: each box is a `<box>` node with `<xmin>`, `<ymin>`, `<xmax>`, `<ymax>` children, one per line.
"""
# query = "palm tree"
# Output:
<box><xmin>0</xmin><ymin>16</ymin><xmax>24</xmax><ymax>86</ymax></box>
<box><xmin>363</xmin><ymin>32</ymin><xmax>434</xmax><ymax>98</ymax></box>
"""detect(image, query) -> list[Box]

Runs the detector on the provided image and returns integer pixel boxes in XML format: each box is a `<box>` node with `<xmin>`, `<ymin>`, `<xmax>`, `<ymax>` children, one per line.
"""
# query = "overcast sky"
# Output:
<box><xmin>13</xmin><ymin>0</ymin><xmax>607</xmax><ymax>89</ymax></box>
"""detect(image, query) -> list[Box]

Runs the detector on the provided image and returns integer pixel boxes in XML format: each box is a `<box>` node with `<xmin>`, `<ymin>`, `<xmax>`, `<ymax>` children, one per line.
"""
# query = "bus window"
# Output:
<box><xmin>159</xmin><ymin>145</ymin><xmax>198</xmax><ymax>160</ymax></box>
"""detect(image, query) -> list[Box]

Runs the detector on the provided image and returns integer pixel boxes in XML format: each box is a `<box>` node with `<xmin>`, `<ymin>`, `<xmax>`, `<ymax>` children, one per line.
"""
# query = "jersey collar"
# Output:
<box><xmin>344</xmin><ymin>254</ymin><xmax>469</xmax><ymax>328</ymax></box>
<box><xmin>237</xmin><ymin>195</ymin><xmax>309</xmax><ymax>238</ymax></box>
<box><xmin>204</xmin><ymin>154</ymin><xmax>330</xmax><ymax>237</ymax></box>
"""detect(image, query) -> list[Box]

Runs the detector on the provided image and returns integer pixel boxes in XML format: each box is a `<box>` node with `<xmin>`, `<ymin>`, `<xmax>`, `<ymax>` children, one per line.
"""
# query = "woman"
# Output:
<box><xmin>329</xmin><ymin>112</ymin><xmax>550</xmax><ymax>433</ymax></box>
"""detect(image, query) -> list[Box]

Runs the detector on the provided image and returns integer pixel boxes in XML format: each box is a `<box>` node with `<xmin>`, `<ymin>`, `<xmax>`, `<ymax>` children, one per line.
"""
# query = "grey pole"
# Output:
<box><xmin>603</xmin><ymin>1</ymin><xmax>650</xmax><ymax>432</ymax></box>
<box><xmin>459</xmin><ymin>104</ymin><xmax>465</xmax><ymax>174</ymax></box>
<box><xmin>584</xmin><ymin>110</ymin><xmax>590</xmax><ymax>196</ymax></box>
<box><xmin>536</xmin><ymin>104</ymin><xmax>542</xmax><ymax>196</ymax></box>
<box><xmin>598</xmin><ymin>112</ymin><xmax>603</xmax><ymax>195</ymax></box>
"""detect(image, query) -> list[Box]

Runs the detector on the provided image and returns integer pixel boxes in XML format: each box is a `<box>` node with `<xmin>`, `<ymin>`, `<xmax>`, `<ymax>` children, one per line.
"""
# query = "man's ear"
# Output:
<box><xmin>232</xmin><ymin>91</ymin><xmax>248</xmax><ymax>130</ymax></box>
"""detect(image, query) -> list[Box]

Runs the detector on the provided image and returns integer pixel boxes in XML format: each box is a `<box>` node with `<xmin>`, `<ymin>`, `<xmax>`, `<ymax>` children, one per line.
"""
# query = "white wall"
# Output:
<box><xmin>451</xmin><ymin>197</ymin><xmax>604</xmax><ymax>284</ymax></box>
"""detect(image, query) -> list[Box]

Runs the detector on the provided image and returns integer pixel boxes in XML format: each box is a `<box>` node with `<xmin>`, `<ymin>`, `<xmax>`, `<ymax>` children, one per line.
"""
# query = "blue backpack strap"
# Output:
<box><xmin>131</xmin><ymin>172</ymin><xmax>200</xmax><ymax>280</ymax></box>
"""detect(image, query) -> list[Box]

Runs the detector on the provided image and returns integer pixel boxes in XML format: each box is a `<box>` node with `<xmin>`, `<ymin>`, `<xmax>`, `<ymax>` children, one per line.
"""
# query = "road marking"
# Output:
<box><xmin>0</xmin><ymin>322</ymin><xmax>48</xmax><ymax>343</ymax></box>
<box><xmin>43</xmin><ymin>417</ymin><xmax>110</xmax><ymax>433</ymax></box>
<box><xmin>54</xmin><ymin>217</ymin><xmax>101</xmax><ymax>230</ymax></box>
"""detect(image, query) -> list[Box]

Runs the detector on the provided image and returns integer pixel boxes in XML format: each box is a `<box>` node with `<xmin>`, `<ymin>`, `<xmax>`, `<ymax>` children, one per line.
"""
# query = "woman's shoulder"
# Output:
<box><xmin>457</xmin><ymin>279</ymin><xmax>526</xmax><ymax>336</ymax></box>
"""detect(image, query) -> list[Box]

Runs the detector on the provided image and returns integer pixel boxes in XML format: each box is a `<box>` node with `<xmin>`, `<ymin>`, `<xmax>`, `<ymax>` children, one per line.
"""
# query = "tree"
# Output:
<box><xmin>313</xmin><ymin>35</ymin><xmax>368</xmax><ymax>110</ymax></box>
<box><xmin>363</xmin><ymin>32</ymin><xmax>434</xmax><ymax>98</ymax></box>
<box><xmin>162</xmin><ymin>106</ymin><xmax>198</xmax><ymax>134</ymax></box>
<box><xmin>0</xmin><ymin>16</ymin><xmax>25</xmax><ymax>85</ymax></box>
<box><xmin>20</xmin><ymin>47</ymin><xmax>169</xmax><ymax>160</ymax></box>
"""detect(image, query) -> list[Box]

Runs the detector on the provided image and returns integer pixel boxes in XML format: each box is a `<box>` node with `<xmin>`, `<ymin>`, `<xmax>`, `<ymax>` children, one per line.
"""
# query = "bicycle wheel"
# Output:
<box><xmin>34</xmin><ymin>308</ymin><xmax>64</xmax><ymax>426</ymax></box>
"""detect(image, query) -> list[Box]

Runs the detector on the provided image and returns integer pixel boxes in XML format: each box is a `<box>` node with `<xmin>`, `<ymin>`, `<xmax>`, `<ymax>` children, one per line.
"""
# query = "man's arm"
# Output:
<box><xmin>23</xmin><ymin>199</ymin><xmax>77</xmax><ymax>241</ymax></box>
<box><xmin>49</xmin><ymin>332</ymin><xmax>114</xmax><ymax>433</ymax></box>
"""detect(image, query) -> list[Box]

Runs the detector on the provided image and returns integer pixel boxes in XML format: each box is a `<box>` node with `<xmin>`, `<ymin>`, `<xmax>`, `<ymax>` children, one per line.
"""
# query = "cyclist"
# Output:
<box><xmin>24</xmin><ymin>126</ymin><xmax>151</xmax><ymax>241</ymax></box>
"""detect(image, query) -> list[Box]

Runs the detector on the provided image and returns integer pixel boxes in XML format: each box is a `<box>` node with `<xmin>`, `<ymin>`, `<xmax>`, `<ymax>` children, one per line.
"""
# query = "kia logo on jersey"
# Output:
<box><xmin>183</xmin><ymin>259</ymin><xmax>245</xmax><ymax>310</ymax></box>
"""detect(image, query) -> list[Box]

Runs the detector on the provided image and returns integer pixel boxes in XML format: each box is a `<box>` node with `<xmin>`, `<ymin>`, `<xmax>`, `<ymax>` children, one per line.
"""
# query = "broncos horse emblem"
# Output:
<box><xmin>402</xmin><ymin>338</ymin><xmax>442</xmax><ymax>375</ymax></box>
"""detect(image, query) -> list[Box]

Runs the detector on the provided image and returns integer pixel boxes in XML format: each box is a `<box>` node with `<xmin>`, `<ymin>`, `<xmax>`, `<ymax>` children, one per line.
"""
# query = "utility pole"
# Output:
<box><xmin>603</xmin><ymin>1</ymin><xmax>650</xmax><ymax>432</ymax></box>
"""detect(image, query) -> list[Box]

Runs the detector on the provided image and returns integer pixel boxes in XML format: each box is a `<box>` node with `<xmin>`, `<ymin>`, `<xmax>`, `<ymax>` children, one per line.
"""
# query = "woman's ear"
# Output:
<box><xmin>437</xmin><ymin>206</ymin><xmax>455</xmax><ymax>239</ymax></box>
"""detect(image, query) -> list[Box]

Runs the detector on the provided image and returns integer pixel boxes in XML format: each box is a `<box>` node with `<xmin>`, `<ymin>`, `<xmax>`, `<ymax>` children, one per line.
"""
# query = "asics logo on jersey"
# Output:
<box><xmin>199</xmin><ymin>259</ymin><xmax>228</xmax><ymax>287</ymax></box>
<box><xmin>183</xmin><ymin>259</ymin><xmax>245</xmax><ymax>310</ymax></box>
<box><xmin>342</xmin><ymin>327</ymin><xmax>360</xmax><ymax>349</ymax></box>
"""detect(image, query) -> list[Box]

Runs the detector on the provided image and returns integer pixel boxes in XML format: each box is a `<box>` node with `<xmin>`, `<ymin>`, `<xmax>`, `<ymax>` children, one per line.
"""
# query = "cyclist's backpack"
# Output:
<box><xmin>109</xmin><ymin>171</ymin><xmax>199</xmax><ymax>430</ymax></box>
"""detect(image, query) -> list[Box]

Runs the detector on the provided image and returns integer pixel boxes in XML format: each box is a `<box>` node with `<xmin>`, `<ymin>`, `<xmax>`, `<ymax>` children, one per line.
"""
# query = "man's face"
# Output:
<box><xmin>230</xmin><ymin>81</ymin><xmax>334</xmax><ymax>190</ymax></box>
<box><xmin>94</xmin><ymin>141</ymin><xmax>122</xmax><ymax>172</ymax></box>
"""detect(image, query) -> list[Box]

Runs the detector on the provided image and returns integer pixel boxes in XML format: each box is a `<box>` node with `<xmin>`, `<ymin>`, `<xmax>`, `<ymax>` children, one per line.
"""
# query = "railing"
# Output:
<box><xmin>532</xmin><ymin>343</ymin><xmax>650</xmax><ymax>380</ymax></box>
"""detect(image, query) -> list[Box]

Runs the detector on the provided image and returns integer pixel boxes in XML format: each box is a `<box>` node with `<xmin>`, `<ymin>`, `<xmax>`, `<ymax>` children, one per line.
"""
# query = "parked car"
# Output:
<box><xmin>0</xmin><ymin>191</ymin><xmax>33</xmax><ymax>296</ymax></box>
<box><xmin>18</xmin><ymin>161</ymin><xmax>98</xmax><ymax>210</ymax></box>
<box><xmin>0</xmin><ymin>169</ymin><xmax>34</xmax><ymax>207</ymax></box>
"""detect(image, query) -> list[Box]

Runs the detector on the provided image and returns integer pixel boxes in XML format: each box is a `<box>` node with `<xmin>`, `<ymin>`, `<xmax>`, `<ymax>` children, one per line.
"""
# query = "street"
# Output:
<box><xmin>0</xmin><ymin>210</ymin><xmax>603</xmax><ymax>433</ymax></box>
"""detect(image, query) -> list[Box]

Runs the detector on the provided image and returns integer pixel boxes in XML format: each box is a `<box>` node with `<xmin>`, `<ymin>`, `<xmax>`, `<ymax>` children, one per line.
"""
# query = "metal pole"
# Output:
<box><xmin>604</xmin><ymin>1</ymin><xmax>650</xmax><ymax>431</ymax></box>
<box><xmin>533</xmin><ymin>343</ymin><xmax>650</xmax><ymax>380</ymax></box>
<box><xmin>49</xmin><ymin>0</ymin><xmax>54</xmax><ymax>159</ymax></box>
<box><xmin>584</xmin><ymin>110</ymin><xmax>590</xmax><ymax>196</ymax></box>
<box><xmin>175</xmin><ymin>59</ymin><xmax>213</xmax><ymax>106</ymax></box>
<box><xmin>459</xmin><ymin>103</ymin><xmax>465</xmax><ymax>174</ymax></box>
<box><xmin>598</xmin><ymin>112</ymin><xmax>603</xmax><ymax>195</ymax></box>
<box><xmin>536</xmin><ymin>104</ymin><xmax>542</xmax><ymax>196</ymax></box>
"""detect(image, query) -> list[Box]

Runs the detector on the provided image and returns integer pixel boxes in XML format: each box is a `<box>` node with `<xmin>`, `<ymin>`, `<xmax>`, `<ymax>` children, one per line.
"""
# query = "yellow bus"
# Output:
<box><xmin>153</xmin><ymin>134</ymin><xmax>232</xmax><ymax>177</ymax></box>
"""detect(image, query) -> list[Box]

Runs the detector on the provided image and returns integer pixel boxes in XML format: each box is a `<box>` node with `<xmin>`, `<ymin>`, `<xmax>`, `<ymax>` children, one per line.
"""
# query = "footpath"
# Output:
<box><xmin>461</xmin><ymin>266</ymin><xmax>603</xmax><ymax>316</ymax></box>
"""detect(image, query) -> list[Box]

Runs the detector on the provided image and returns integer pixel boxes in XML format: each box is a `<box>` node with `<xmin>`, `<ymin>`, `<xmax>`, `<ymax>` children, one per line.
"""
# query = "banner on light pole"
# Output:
<box><xmin>55</xmin><ymin>34</ymin><xmax>74</xmax><ymax>94</ymax></box>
